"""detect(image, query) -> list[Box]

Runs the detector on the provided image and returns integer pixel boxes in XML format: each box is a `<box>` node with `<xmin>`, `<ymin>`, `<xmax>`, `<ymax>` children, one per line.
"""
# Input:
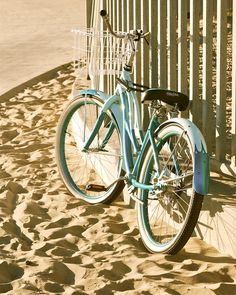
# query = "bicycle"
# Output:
<box><xmin>56</xmin><ymin>10</ymin><xmax>209</xmax><ymax>254</ymax></box>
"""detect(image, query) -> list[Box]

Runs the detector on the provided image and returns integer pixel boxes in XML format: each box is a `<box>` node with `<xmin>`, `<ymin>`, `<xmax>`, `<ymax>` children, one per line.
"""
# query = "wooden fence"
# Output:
<box><xmin>86</xmin><ymin>0</ymin><xmax>236</xmax><ymax>177</ymax></box>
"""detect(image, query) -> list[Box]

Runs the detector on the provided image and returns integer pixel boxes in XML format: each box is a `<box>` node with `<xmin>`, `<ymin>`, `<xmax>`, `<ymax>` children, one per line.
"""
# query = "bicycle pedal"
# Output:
<box><xmin>86</xmin><ymin>184</ymin><xmax>106</xmax><ymax>192</ymax></box>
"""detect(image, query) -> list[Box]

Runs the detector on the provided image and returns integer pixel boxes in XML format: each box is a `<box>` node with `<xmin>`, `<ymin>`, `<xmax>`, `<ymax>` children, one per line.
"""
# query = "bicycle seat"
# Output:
<box><xmin>141</xmin><ymin>88</ymin><xmax>189</xmax><ymax>111</ymax></box>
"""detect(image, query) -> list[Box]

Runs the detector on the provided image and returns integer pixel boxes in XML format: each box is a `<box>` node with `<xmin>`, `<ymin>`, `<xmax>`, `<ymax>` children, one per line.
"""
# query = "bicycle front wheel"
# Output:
<box><xmin>56</xmin><ymin>95</ymin><xmax>124</xmax><ymax>204</ymax></box>
<box><xmin>137</xmin><ymin>123</ymin><xmax>203</xmax><ymax>254</ymax></box>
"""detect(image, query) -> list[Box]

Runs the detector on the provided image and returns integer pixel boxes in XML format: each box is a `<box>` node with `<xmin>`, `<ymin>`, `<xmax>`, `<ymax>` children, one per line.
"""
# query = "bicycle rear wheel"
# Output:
<box><xmin>56</xmin><ymin>95</ymin><xmax>124</xmax><ymax>204</ymax></box>
<box><xmin>137</xmin><ymin>123</ymin><xmax>203</xmax><ymax>254</ymax></box>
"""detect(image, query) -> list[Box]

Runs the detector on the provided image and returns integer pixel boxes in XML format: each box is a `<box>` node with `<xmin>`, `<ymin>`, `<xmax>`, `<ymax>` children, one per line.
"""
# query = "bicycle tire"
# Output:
<box><xmin>137</xmin><ymin>123</ymin><xmax>204</xmax><ymax>254</ymax></box>
<box><xmin>56</xmin><ymin>95</ymin><xmax>124</xmax><ymax>204</ymax></box>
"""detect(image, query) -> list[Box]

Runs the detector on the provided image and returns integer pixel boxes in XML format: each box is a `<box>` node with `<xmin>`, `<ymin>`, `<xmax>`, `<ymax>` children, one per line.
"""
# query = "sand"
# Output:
<box><xmin>0</xmin><ymin>0</ymin><xmax>86</xmax><ymax>96</ymax></box>
<box><xmin>0</xmin><ymin>64</ymin><xmax>236</xmax><ymax>294</ymax></box>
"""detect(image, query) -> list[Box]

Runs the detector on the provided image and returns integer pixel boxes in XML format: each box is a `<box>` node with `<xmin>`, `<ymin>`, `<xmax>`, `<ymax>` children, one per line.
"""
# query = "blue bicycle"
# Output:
<box><xmin>56</xmin><ymin>10</ymin><xmax>209</xmax><ymax>254</ymax></box>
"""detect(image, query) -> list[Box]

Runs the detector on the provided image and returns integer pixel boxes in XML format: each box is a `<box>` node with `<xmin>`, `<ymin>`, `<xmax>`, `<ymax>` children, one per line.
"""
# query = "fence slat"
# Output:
<box><xmin>150</xmin><ymin>0</ymin><xmax>158</xmax><ymax>87</ymax></box>
<box><xmin>106</xmin><ymin>0</ymin><xmax>112</xmax><ymax>95</ymax></box>
<box><xmin>216</xmin><ymin>0</ymin><xmax>227</xmax><ymax>162</ymax></box>
<box><xmin>167</xmin><ymin>0</ymin><xmax>177</xmax><ymax>91</ymax></box>
<box><xmin>178</xmin><ymin>0</ymin><xmax>188</xmax><ymax>96</ymax></box>
<box><xmin>127</xmin><ymin>0</ymin><xmax>134</xmax><ymax>31</ymax></box>
<box><xmin>121</xmin><ymin>0</ymin><xmax>127</xmax><ymax>32</ymax></box>
<box><xmin>202</xmin><ymin>0</ymin><xmax>214</xmax><ymax>154</ymax></box>
<box><xmin>114</xmin><ymin>0</ymin><xmax>122</xmax><ymax>33</ymax></box>
<box><xmin>141</xmin><ymin>0</ymin><xmax>150</xmax><ymax>128</ymax></box>
<box><xmin>189</xmin><ymin>0</ymin><xmax>200</xmax><ymax>125</ymax></box>
<box><xmin>141</xmin><ymin>0</ymin><xmax>149</xmax><ymax>88</ymax></box>
<box><xmin>89</xmin><ymin>0</ymin><xmax>101</xmax><ymax>89</ymax></box>
<box><xmin>158</xmin><ymin>0</ymin><xmax>167</xmax><ymax>88</ymax></box>
<box><xmin>133</xmin><ymin>0</ymin><xmax>141</xmax><ymax>87</ymax></box>
<box><xmin>86</xmin><ymin>0</ymin><xmax>93</xmax><ymax>28</ymax></box>
<box><xmin>232</xmin><ymin>1</ymin><xmax>236</xmax><ymax>167</ymax></box>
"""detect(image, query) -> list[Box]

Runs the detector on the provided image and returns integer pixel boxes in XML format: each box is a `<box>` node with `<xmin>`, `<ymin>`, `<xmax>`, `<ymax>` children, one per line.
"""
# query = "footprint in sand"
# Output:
<box><xmin>48</xmin><ymin>234</ymin><xmax>80</xmax><ymax>253</ymax></box>
<box><xmin>1</xmin><ymin>130</ymin><xmax>19</xmax><ymax>144</ymax></box>
<box><xmin>0</xmin><ymin>170</ymin><xmax>11</xmax><ymax>180</ymax></box>
<box><xmin>5</xmin><ymin>181</ymin><xmax>28</xmax><ymax>194</ymax></box>
<box><xmin>96</xmin><ymin>278</ymin><xmax>135</xmax><ymax>294</ymax></box>
<box><xmin>39</xmin><ymin>261</ymin><xmax>75</xmax><ymax>285</ymax></box>
<box><xmin>99</xmin><ymin>261</ymin><xmax>132</xmax><ymax>281</ymax></box>
<box><xmin>0</xmin><ymin>261</ymin><xmax>24</xmax><ymax>293</ymax></box>
<box><xmin>79</xmin><ymin>205</ymin><xmax>105</xmax><ymax>217</ymax></box>
<box><xmin>23</xmin><ymin>201</ymin><xmax>50</xmax><ymax>219</ymax></box>
<box><xmin>45</xmin><ymin>217</ymin><xmax>72</xmax><ymax>230</ymax></box>
<box><xmin>44</xmin><ymin>282</ymin><xmax>64</xmax><ymax>293</ymax></box>
<box><xmin>51</xmin><ymin>246</ymin><xmax>75</xmax><ymax>257</ymax></box>
<box><xmin>47</xmin><ymin>225</ymin><xmax>84</xmax><ymax>240</ymax></box>
<box><xmin>0</xmin><ymin>181</ymin><xmax>27</xmax><ymax>217</ymax></box>
<box><xmin>137</xmin><ymin>260</ymin><xmax>173</xmax><ymax>279</ymax></box>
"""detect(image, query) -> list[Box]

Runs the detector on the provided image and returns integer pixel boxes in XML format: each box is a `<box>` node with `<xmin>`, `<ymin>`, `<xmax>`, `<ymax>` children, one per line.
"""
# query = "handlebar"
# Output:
<box><xmin>100</xmin><ymin>9</ymin><xmax>150</xmax><ymax>70</ymax></box>
<box><xmin>100</xmin><ymin>9</ymin><xmax>150</xmax><ymax>40</ymax></box>
<box><xmin>100</xmin><ymin>10</ymin><xmax>126</xmax><ymax>39</ymax></box>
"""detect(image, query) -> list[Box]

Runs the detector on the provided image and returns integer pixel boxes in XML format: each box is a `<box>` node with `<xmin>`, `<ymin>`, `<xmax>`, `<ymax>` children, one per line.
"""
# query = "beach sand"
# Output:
<box><xmin>0</xmin><ymin>64</ymin><xmax>236</xmax><ymax>294</ymax></box>
<box><xmin>0</xmin><ymin>0</ymin><xmax>86</xmax><ymax>96</ymax></box>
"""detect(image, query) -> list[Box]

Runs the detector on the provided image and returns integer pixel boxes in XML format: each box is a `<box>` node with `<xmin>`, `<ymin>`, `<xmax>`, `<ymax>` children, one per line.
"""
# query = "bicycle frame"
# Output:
<box><xmin>79</xmin><ymin>68</ymin><xmax>161</xmax><ymax>192</ymax></box>
<box><xmin>78</xmin><ymin>68</ymin><xmax>209</xmax><ymax>196</ymax></box>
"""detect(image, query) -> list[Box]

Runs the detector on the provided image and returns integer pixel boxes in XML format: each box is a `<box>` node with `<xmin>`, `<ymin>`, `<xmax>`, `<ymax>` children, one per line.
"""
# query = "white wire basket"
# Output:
<box><xmin>72</xmin><ymin>28</ymin><xmax>132</xmax><ymax>78</ymax></box>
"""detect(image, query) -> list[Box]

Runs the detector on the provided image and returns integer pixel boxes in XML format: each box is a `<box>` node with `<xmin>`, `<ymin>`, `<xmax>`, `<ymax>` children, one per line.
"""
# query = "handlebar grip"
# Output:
<box><xmin>100</xmin><ymin>10</ymin><xmax>107</xmax><ymax>17</ymax></box>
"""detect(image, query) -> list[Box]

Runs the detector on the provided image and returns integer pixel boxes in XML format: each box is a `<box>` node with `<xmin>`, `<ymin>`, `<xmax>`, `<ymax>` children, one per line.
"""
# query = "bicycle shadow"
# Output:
<box><xmin>195</xmin><ymin>172</ymin><xmax>236</xmax><ymax>257</ymax></box>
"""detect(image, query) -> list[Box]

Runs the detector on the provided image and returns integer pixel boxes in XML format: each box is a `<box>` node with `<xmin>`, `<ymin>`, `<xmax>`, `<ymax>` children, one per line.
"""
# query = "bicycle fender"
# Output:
<box><xmin>79</xmin><ymin>89</ymin><xmax>124</xmax><ymax>130</ymax></box>
<box><xmin>79</xmin><ymin>89</ymin><xmax>110</xmax><ymax>101</ymax></box>
<box><xmin>157</xmin><ymin>118</ymin><xmax>209</xmax><ymax>196</ymax></box>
